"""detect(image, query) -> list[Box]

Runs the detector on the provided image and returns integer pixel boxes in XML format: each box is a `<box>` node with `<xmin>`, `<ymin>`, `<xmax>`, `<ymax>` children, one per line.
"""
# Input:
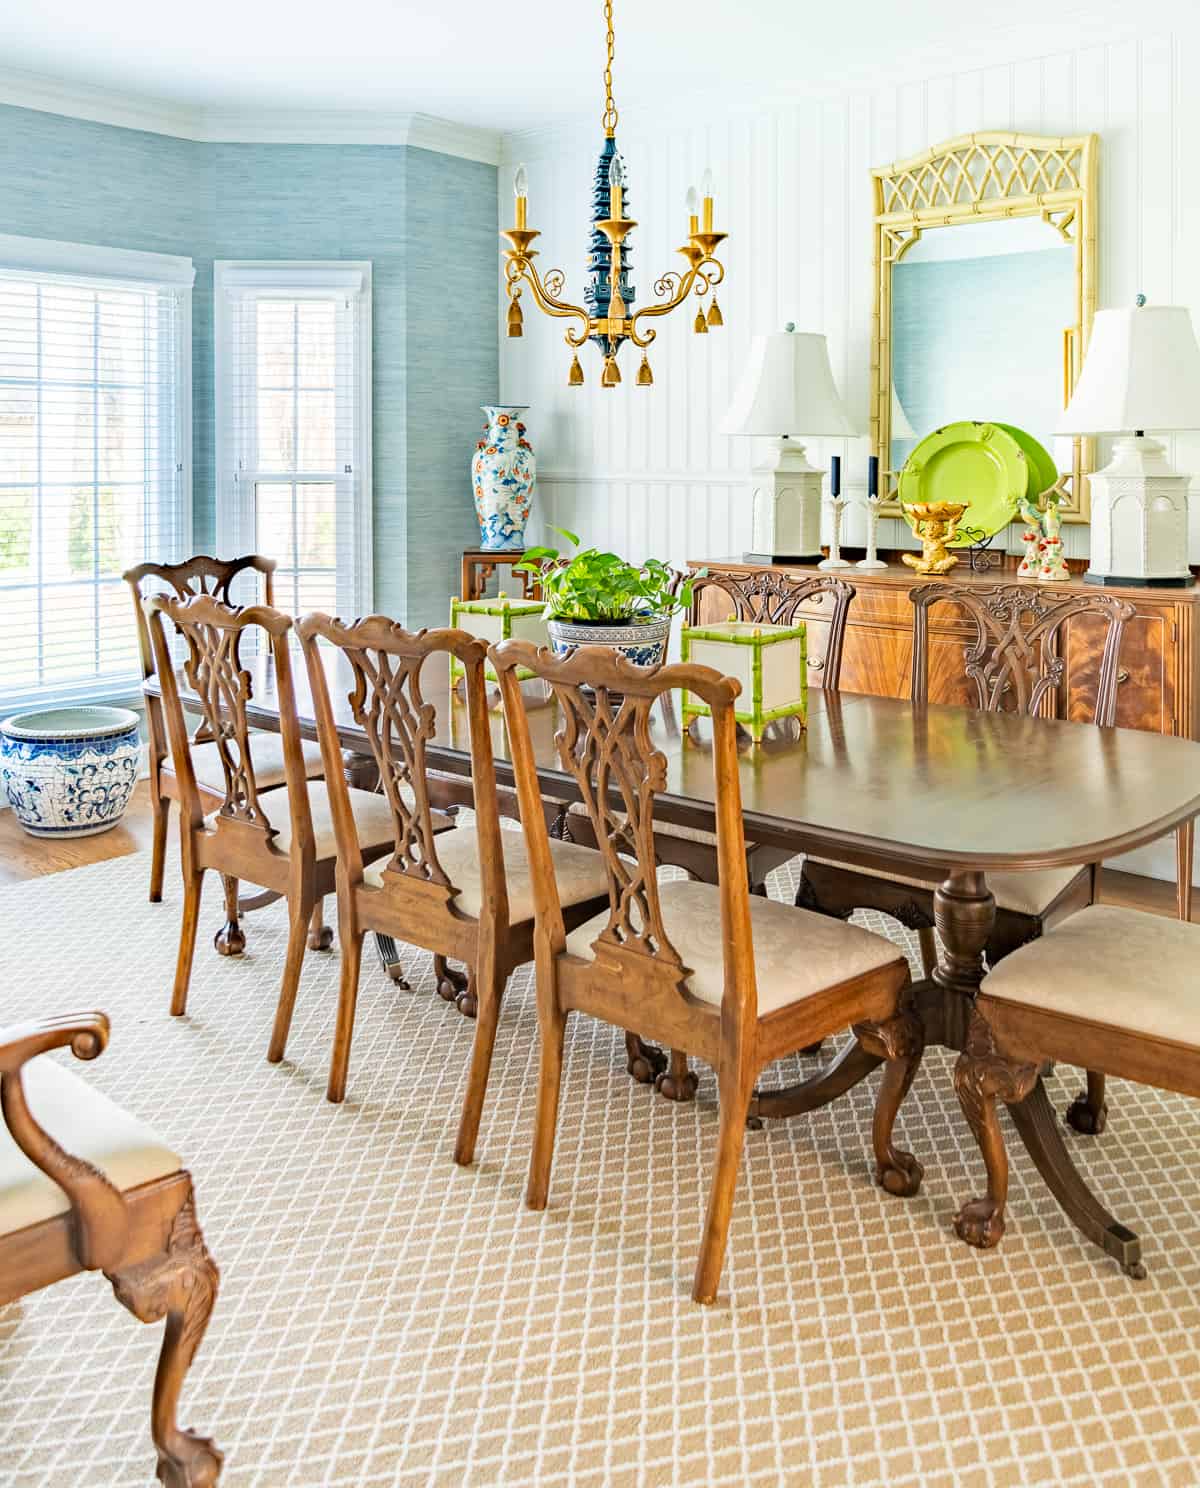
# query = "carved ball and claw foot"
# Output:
<box><xmin>106</xmin><ymin>1195</ymin><xmax>223</xmax><ymax>1488</ymax></box>
<box><xmin>854</xmin><ymin>1008</ymin><xmax>926</xmax><ymax>1199</ymax></box>
<box><xmin>212</xmin><ymin>922</ymin><xmax>245</xmax><ymax>957</ymax></box>
<box><xmin>654</xmin><ymin>1049</ymin><xmax>699</xmax><ymax>1103</ymax></box>
<box><xmin>624</xmin><ymin>1031</ymin><xmax>668</xmax><ymax>1085</ymax></box>
<box><xmin>434</xmin><ymin>955</ymin><xmax>473</xmax><ymax>1015</ymax></box>
<box><xmin>307</xmin><ymin>924</ymin><xmax>334</xmax><ymax>952</ymax></box>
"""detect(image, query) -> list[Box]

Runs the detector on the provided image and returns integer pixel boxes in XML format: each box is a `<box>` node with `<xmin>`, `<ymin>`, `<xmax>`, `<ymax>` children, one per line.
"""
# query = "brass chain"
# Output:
<box><xmin>601</xmin><ymin>0</ymin><xmax>618</xmax><ymax>135</ymax></box>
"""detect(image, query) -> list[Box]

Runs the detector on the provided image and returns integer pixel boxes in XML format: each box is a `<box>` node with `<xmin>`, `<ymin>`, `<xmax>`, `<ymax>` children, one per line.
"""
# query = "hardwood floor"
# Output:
<box><xmin>0</xmin><ymin>782</ymin><xmax>1192</xmax><ymax>923</ymax></box>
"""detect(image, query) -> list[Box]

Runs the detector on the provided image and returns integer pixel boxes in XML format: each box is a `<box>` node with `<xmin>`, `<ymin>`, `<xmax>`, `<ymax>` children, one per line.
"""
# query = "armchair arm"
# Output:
<box><xmin>0</xmin><ymin>1012</ymin><xmax>129</xmax><ymax>1270</ymax></box>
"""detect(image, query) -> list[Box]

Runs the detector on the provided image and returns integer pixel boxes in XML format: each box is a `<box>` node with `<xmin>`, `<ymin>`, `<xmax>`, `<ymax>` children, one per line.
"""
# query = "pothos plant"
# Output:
<box><xmin>516</xmin><ymin>528</ymin><xmax>700</xmax><ymax>624</ymax></box>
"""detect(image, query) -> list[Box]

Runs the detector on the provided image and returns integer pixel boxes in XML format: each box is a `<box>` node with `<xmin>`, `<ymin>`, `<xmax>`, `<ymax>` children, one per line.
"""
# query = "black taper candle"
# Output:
<box><xmin>830</xmin><ymin>454</ymin><xmax>841</xmax><ymax>498</ymax></box>
<box><xmin>867</xmin><ymin>454</ymin><xmax>879</xmax><ymax>499</ymax></box>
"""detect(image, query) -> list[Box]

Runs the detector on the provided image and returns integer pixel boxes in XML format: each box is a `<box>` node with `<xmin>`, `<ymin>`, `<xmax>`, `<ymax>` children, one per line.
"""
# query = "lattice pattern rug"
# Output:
<box><xmin>1</xmin><ymin>851</ymin><xmax>1198</xmax><ymax>1487</ymax></box>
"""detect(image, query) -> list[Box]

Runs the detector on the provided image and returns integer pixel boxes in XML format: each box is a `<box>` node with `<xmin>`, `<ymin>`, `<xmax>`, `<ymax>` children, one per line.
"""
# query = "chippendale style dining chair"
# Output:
<box><xmin>797</xmin><ymin>580</ymin><xmax>1133</xmax><ymax>1135</ymax></box>
<box><xmin>1</xmin><ymin>1010</ymin><xmax>222</xmax><ymax>1487</ymax></box>
<box><xmin>295</xmin><ymin>615</ymin><xmax>611</xmax><ymax>1113</ymax></box>
<box><xmin>125</xmin><ymin>554</ymin><xmax>325</xmax><ymax>907</ymax></box>
<box><xmin>147</xmin><ymin>595</ymin><xmax>397</xmax><ymax>1062</ymax></box>
<box><xmin>492</xmin><ymin>638</ymin><xmax>920</xmax><ymax>1305</ymax></box>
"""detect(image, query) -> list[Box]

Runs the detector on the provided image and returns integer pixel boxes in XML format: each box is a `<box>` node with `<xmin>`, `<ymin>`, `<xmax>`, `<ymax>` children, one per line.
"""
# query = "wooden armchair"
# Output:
<box><xmin>125</xmin><ymin>555</ymin><xmax>324</xmax><ymax>907</ymax></box>
<box><xmin>295</xmin><ymin>616</ymin><xmax>612</xmax><ymax>1116</ymax></box>
<box><xmin>0</xmin><ymin>1011</ymin><xmax>221</xmax><ymax>1486</ymax></box>
<box><xmin>147</xmin><ymin>596</ymin><xmax>397</xmax><ymax>1063</ymax></box>
<box><xmin>951</xmin><ymin>903</ymin><xmax>1200</xmax><ymax>1278</ymax></box>
<box><xmin>798</xmin><ymin>581</ymin><xmax>1132</xmax><ymax>1133</ymax></box>
<box><xmin>492</xmin><ymin>639</ymin><xmax>920</xmax><ymax>1304</ymax></box>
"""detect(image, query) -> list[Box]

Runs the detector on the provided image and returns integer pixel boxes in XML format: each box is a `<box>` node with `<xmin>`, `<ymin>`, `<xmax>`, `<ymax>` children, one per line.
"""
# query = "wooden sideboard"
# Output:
<box><xmin>687</xmin><ymin>558</ymin><xmax>1200</xmax><ymax>742</ymax></box>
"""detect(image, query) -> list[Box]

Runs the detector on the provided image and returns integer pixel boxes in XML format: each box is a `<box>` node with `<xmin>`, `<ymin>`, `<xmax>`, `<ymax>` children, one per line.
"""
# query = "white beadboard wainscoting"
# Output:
<box><xmin>499</xmin><ymin>24</ymin><xmax>1200</xmax><ymax>885</ymax></box>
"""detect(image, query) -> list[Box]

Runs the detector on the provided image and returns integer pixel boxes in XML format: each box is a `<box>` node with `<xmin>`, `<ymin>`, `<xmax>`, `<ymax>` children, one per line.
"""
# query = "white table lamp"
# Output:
<box><xmin>1058</xmin><ymin>300</ymin><xmax>1200</xmax><ymax>587</ymax></box>
<box><xmin>721</xmin><ymin>325</ymin><xmax>857</xmax><ymax>563</ymax></box>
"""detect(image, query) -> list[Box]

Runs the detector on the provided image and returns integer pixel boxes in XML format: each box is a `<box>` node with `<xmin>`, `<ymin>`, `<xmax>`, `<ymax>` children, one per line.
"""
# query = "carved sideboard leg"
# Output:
<box><xmin>1065</xmin><ymin>1070</ymin><xmax>1108</xmax><ymax>1135</ymax></box>
<box><xmin>625</xmin><ymin>1032</ymin><xmax>668</xmax><ymax>1084</ymax></box>
<box><xmin>212</xmin><ymin>875</ymin><xmax>245</xmax><ymax>958</ymax></box>
<box><xmin>854</xmin><ymin>1008</ymin><xmax>925</xmax><ymax>1197</ymax></box>
<box><xmin>306</xmin><ymin>897</ymin><xmax>334</xmax><ymax>952</ymax></box>
<box><xmin>952</xmin><ymin>1011</ymin><xmax>1037</xmax><ymax>1251</ymax></box>
<box><xmin>655</xmin><ymin>1047</ymin><xmax>699</xmax><ymax>1103</ymax></box>
<box><xmin>107</xmin><ymin>1193</ymin><xmax>223</xmax><ymax>1488</ymax></box>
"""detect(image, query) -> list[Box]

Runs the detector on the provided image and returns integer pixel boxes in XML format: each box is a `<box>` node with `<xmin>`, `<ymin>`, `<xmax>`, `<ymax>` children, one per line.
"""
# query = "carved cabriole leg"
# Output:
<box><xmin>106</xmin><ymin>1194</ymin><xmax>223</xmax><ymax>1488</ymax></box>
<box><xmin>307</xmin><ymin>896</ymin><xmax>334</xmax><ymax>952</ymax></box>
<box><xmin>1065</xmin><ymin>1070</ymin><xmax>1109</xmax><ymax>1135</ymax></box>
<box><xmin>952</xmin><ymin>1009</ymin><xmax>1038</xmax><ymax>1250</ymax></box>
<box><xmin>213</xmin><ymin>874</ymin><xmax>245</xmax><ymax>957</ymax></box>
<box><xmin>656</xmin><ymin>1047</ymin><xmax>699</xmax><ymax>1103</ymax></box>
<box><xmin>853</xmin><ymin>1006</ymin><xmax>926</xmax><ymax>1197</ymax></box>
<box><xmin>434</xmin><ymin>955</ymin><xmax>470</xmax><ymax>1011</ymax></box>
<box><xmin>692</xmin><ymin>1060</ymin><xmax>754</xmax><ymax>1305</ymax></box>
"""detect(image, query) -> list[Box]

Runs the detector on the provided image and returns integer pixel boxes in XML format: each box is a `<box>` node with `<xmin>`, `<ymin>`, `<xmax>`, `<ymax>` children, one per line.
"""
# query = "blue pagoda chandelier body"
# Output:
<box><xmin>501</xmin><ymin>0</ymin><xmax>727</xmax><ymax>388</ymax></box>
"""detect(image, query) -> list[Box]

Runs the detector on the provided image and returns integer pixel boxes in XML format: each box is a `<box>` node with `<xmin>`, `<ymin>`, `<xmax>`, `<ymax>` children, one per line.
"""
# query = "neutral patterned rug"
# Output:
<box><xmin>1</xmin><ymin>850</ymin><xmax>1199</xmax><ymax>1487</ymax></box>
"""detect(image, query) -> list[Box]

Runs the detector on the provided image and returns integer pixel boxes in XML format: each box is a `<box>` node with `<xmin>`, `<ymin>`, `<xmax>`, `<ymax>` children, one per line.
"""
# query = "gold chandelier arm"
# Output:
<box><xmin>627</xmin><ymin>262</ymin><xmax>705</xmax><ymax>347</ymax></box>
<box><xmin>508</xmin><ymin>259</ymin><xmax>592</xmax><ymax>346</ymax></box>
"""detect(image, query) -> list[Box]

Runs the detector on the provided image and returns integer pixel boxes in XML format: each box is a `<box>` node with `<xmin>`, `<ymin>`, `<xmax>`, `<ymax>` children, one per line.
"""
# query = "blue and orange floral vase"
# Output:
<box><xmin>471</xmin><ymin>405</ymin><xmax>536</xmax><ymax>551</ymax></box>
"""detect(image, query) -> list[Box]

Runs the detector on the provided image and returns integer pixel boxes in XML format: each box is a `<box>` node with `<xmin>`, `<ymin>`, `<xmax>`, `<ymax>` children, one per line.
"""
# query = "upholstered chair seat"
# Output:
<box><xmin>565</xmin><ymin>878</ymin><xmax>907</xmax><ymax>1015</ymax></box>
<box><xmin>189</xmin><ymin>734</ymin><xmax>325</xmax><ymax>794</ymax></box>
<box><xmin>805</xmin><ymin>857</ymin><xmax>1083</xmax><ymax>919</ymax></box>
<box><xmin>0</xmin><ymin>1056</ymin><xmax>180</xmax><ymax>1236</ymax></box>
<box><xmin>980</xmin><ymin>904</ymin><xmax>1198</xmax><ymax>1041</ymax></box>
<box><xmin>205</xmin><ymin>781</ymin><xmax>398</xmax><ymax>861</ymax></box>
<box><xmin>365</xmin><ymin>825</ymin><xmax>610</xmax><ymax>926</ymax></box>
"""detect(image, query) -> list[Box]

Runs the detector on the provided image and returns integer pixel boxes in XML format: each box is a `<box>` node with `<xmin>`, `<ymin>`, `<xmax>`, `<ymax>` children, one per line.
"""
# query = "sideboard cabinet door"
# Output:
<box><xmin>1063</xmin><ymin>604</ymin><xmax>1175</xmax><ymax>735</ymax></box>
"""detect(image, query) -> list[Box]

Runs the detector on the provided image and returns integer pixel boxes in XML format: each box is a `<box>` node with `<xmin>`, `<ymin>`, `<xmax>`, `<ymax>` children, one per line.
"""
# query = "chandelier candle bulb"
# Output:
<box><xmin>701</xmin><ymin>167</ymin><xmax>714</xmax><ymax>231</ymax></box>
<box><xmin>514</xmin><ymin>163</ymin><xmax>528</xmax><ymax>230</ymax></box>
<box><xmin>608</xmin><ymin>154</ymin><xmax>624</xmax><ymax>223</ymax></box>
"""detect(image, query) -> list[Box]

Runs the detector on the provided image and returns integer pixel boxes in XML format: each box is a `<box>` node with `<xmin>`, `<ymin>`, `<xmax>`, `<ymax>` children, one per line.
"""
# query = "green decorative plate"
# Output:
<box><xmin>898</xmin><ymin>421</ymin><xmax>1027</xmax><ymax>547</ymax></box>
<box><xmin>994</xmin><ymin>423</ymin><xmax>1058</xmax><ymax>503</ymax></box>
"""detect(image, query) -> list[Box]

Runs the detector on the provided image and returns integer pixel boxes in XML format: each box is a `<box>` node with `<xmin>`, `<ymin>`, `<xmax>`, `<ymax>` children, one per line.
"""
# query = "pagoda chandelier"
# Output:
<box><xmin>501</xmin><ymin>0</ymin><xmax>727</xmax><ymax>388</ymax></box>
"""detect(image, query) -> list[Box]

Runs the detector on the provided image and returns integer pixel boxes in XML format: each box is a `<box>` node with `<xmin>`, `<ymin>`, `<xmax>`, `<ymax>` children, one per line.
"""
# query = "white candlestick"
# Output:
<box><xmin>818</xmin><ymin>496</ymin><xmax>851</xmax><ymax>570</ymax></box>
<box><xmin>857</xmin><ymin>494</ymin><xmax>888</xmax><ymax>570</ymax></box>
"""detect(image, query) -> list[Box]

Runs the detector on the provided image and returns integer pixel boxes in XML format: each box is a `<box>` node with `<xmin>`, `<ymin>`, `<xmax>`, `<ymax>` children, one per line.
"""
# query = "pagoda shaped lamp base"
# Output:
<box><xmin>743</xmin><ymin>438</ymin><xmax>823</xmax><ymax>565</ymax></box>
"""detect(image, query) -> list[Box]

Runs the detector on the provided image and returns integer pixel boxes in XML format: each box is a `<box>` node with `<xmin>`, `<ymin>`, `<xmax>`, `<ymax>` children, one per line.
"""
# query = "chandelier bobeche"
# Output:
<box><xmin>501</xmin><ymin>0</ymin><xmax>727</xmax><ymax>388</ymax></box>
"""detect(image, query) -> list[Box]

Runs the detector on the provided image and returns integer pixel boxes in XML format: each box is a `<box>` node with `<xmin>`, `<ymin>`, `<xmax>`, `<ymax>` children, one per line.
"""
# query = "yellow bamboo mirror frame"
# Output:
<box><xmin>871</xmin><ymin>130</ymin><xmax>1098</xmax><ymax>522</ymax></box>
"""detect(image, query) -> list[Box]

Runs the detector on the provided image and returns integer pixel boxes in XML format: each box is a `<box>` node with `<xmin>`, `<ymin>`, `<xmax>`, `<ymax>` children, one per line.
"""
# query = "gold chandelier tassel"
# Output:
<box><xmin>706</xmin><ymin>297</ymin><xmax>724</xmax><ymax>328</ymax></box>
<box><xmin>507</xmin><ymin>297</ymin><xmax>524</xmax><ymax>337</ymax></box>
<box><xmin>600</xmin><ymin>357</ymin><xmax>621</xmax><ymax>387</ymax></box>
<box><xmin>636</xmin><ymin>354</ymin><xmax>653</xmax><ymax>386</ymax></box>
<box><xmin>694</xmin><ymin>307</ymin><xmax>709</xmax><ymax>335</ymax></box>
<box><xmin>568</xmin><ymin>353</ymin><xmax>584</xmax><ymax>386</ymax></box>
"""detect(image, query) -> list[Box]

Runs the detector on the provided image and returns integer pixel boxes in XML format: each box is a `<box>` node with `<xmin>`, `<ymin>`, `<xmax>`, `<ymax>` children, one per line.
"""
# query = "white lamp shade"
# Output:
<box><xmin>1058</xmin><ymin>304</ymin><xmax>1200</xmax><ymax>435</ymax></box>
<box><xmin>721</xmin><ymin>330</ymin><xmax>857</xmax><ymax>438</ymax></box>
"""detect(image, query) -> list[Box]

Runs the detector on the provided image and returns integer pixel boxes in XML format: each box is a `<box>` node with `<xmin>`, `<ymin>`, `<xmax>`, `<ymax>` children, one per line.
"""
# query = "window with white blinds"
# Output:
<box><xmin>215</xmin><ymin>263</ymin><xmax>372</xmax><ymax>621</ymax></box>
<box><xmin>0</xmin><ymin>235</ymin><xmax>193</xmax><ymax>712</ymax></box>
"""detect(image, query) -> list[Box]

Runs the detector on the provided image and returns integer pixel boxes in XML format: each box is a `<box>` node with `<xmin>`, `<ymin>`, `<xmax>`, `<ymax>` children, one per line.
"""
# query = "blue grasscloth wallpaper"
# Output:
<box><xmin>0</xmin><ymin>104</ymin><xmax>498</xmax><ymax>623</ymax></box>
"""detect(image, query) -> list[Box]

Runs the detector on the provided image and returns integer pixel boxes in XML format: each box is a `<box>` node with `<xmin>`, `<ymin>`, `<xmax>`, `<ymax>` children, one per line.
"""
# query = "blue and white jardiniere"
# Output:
<box><xmin>546</xmin><ymin>615</ymin><xmax>671</xmax><ymax>670</ymax></box>
<box><xmin>471</xmin><ymin>405</ymin><xmax>536</xmax><ymax>551</ymax></box>
<box><xmin>0</xmin><ymin>706</ymin><xmax>141</xmax><ymax>838</ymax></box>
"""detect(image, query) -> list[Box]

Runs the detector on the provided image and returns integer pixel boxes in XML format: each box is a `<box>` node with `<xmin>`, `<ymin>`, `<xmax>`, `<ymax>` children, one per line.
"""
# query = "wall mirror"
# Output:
<box><xmin>871</xmin><ymin>132</ymin><xmax>1098</xmax><ymax>522</ymax></box>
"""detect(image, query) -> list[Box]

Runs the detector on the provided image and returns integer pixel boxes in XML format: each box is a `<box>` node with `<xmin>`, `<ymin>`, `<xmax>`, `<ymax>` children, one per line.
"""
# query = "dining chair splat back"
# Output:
<box><xmin>124</xmin><ymin>553</ymin><xmax>324</xmax><ymax>905</ymax></box>
<box><xmin>799</xmin><ymin>580</ymin><xmax>1134</xmax><ymax>1135</ymax></box>
<box><xmin>492</xmin><ymin>638</ymin><xmax>919</xmax><ymax>1305</ymax></box>
<box><xmin>690</xmin><ymin>568</ymin><xmax>856</xmax><ymax>690</ymax></box>
<box><xmin>147</xmin><ymin>595</ymin><xmax>397</xmax><ymax>1065</ymax></box>
<box><xmin>295</xmin><ymin>616</ymin><xmax>611</xmax><ymax>1116</ymax></box>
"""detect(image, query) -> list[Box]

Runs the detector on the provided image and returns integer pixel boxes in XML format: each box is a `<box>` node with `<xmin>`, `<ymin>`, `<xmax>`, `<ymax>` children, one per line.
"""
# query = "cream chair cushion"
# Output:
<box><xmin>806</xmin><ymin>856</ymin><xmax>1084</xmax><ymax>919</ymax></box>
<box><xmin>364</xmin><ymin>825</ymin><xmax>610</xmax><ymax>926</ymax></box>
<box><xmin>567</xmin><ymin>801</ymin><xmax>757</xmax><ymax>853</ymax></box>
<box><xmin>184</xmin><ymin>733</ymin><xmax>325</xmax><ymax>793</ymax></box>
<box><xmin>981</xmin><ymin>904</ymin><xmax>1200</xmax><ymax>1045</ymax></box>
<box><xmin>206</xmin><ymin>781</ymin><xmax>396</xmax><ymax>860</ymax></box>
<box><xmin>564</xmin><ymin>878</ymin><xmax>907</xmax><ymax>1016</ymax></box>
<box><xmin>0</xmin><ymin>1057</ymin><xmax>180</xmax><ymax>1237</ymax></box>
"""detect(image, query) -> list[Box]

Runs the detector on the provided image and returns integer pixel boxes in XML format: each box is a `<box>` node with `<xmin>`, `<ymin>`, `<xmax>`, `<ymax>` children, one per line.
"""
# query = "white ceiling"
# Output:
<box><xmin>0</xmin><ymin>0</ymin><xmax>1188</xmax><ymax>135</ymax></box>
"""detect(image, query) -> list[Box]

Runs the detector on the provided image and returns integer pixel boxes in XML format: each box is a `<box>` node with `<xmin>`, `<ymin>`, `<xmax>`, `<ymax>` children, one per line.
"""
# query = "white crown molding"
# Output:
<box><xmin>0</xmin><ymin>65</ymin><xmax>502</xmax><ymax>163</ymax></box>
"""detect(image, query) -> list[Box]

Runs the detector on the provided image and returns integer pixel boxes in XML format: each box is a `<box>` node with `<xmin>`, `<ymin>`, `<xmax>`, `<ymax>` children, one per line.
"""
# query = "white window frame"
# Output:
<box><xmin>0</xmin><ymin>232</ymin><xmax>193</xmax><ymax>711</ymax></box>
<box><xmin>214</xmin><ymin>260</ymin><xmax>373</xmax><ymax>618</ymax></box>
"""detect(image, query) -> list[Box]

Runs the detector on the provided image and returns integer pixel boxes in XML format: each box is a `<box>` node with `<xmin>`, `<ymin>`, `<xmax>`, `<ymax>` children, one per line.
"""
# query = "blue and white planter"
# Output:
<box><xmin>471</xmin><ymin>405</ymin><xmax>536</xmax><ymax>552</ymax></box>
<box><xmin>547</xmin><ymin>615</ymin><xmax>672</xmax><ymax>670</ymax></box>
<box><xmin>0</xmin><ymin>706</ymin><xmax>141</xmax><ymax>838</ymax></box>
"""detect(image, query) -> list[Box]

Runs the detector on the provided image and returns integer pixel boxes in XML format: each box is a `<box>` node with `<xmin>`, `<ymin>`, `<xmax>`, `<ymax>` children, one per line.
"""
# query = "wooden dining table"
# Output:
<box><xmin>148</xmin><ymin>649</ymin><xmax>1200</xmax><ymax>1269</ymax></box>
